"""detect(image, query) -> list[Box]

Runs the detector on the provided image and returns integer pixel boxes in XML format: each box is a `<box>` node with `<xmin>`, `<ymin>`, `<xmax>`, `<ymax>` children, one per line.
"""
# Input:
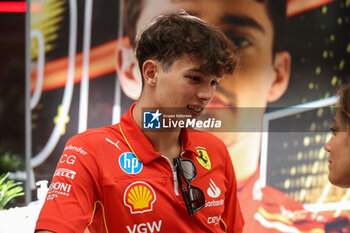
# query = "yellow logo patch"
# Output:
<box><xmin>195</xmin><ymin>147</ymin><xmax>211</xmax><ymax>170</ymax></box>
<box><xmin>124</xmin><ymin>181</ymin><xmax>156</xmax><ymax>214</ymax></box>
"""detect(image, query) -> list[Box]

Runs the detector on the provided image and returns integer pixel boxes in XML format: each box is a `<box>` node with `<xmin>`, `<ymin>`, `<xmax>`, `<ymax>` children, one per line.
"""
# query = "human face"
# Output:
<box><xmin>137</xmin><ymin>0</ymin><xmax>280</xmax><ymax>139</ymax></box>
<box><xmin>324</xmin><ymin>111</ymin><xmax>350</xmax><ymax>188</ymax></box>
<box><xmin>139</xmin><ymin>0</ymin><xmax>276</xmax><ymax>106</ymax></box>
<box><xmin>150</xmin><ymin>56</ymin><xmax>220</xmax><ymax>116</ymax></box>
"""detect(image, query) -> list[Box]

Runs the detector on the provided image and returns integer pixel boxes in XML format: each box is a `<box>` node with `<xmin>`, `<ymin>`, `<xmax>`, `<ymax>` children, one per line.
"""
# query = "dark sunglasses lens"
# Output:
<box><xmin>179</xmin><ymin>160</ymin><xmax>196</xmax><ymax>180</ymax></box>
<box><xmin>189</xmin><ymin>186</ymin><xmax>205</xmax><ymax>211</ymax></box>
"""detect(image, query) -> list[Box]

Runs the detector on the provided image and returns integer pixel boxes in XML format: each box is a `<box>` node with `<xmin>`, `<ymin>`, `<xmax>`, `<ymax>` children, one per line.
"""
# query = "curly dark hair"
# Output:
<box><xmin>135</xmin><ymin>12</ymin><xmax>237</xmax><ymax>85</ymax></box>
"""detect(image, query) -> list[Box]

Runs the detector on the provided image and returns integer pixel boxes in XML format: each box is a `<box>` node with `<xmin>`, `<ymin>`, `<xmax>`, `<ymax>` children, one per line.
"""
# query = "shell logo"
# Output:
<box><xmin>123</xmin><ymin>181</ymin><xmax>156</xmax><ymax>214</ymax></box>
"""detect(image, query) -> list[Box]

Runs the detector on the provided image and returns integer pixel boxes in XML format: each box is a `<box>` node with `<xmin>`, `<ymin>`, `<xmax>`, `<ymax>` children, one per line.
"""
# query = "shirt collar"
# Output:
<box><xmin>119</xmin><ymin>103</ymin><xmax>198</xmax><ymax>164</ymax></box>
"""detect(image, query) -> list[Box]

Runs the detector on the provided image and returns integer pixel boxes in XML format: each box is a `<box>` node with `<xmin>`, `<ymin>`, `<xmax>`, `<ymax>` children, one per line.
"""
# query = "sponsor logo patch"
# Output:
<box><xmin>54</xmin><ymin>168</ymin><xmax>76</xmax><ymax>180</ymax></box>
<box><xmin>119</xmin><ymin>152</ymin><xmax>143</xmax><ymax>174</ymax></box>
<box><xmin>48</xmin><ymin>181</ymin><xmax>72</xmax><ymax>197</ymax></box>
<box><xmin>207</xmin><ymin>179</ymin><xmax>221</xmax><ymax>198</ymax></box>
<box><xmin>105</xmin><ymin>137</ymin><xmax>121</xmax><ymax>151</ymax></box>
<box><xmin>208</xmin><ymin>215</ymin><xmax>221</xmax><ymax>225</ymax></box>
<box><xmin>143</xmin><ymin>110</ymin><xmax>161</xmax><ymax>129</ymax></box>
<box><xmin>63</xmin><ymin>144</ymin><xmax>87</xmax><ymax>155</ymax></box>
<box><xmin>205</xmin><ymin>199</ymin><xmax>224</xmax><ymax>208</ymax></box>
<box><xmin>59</xmin><ymin>154</ymin><xmax>76</xmax><ymax>165</ymax></box>
<box><xmin>126</xmin><ymin>220</ymin><xmax>162</xmax><ymax>233</ymax></box>
<box><xmin>124</xmin><ymin>181</ymin><xmax>156</xmax><ymax>214</ymax></box>
<box><xmin>195</xmin><ymin>147</ymin><xmax>211</xmax><ymax>170</ymax></box>
<box><xmin>46</xmin><ymin>194</ymin><xmax>59</xmax><ymax>200</ymax></box>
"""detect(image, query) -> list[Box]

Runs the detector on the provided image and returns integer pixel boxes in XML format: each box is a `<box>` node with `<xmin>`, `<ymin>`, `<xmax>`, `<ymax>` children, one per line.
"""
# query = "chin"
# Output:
<box><xmin>329</xmin><ymin>176</ymin><xmax>350</xmax><ymax>188</ymax></box>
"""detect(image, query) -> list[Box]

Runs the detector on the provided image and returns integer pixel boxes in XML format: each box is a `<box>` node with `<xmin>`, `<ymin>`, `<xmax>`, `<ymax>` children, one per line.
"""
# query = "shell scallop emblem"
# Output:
<box><xmin>123</xmin><ymin>181</ymin><xmax>156</xmax><ymax>214</ymax></box>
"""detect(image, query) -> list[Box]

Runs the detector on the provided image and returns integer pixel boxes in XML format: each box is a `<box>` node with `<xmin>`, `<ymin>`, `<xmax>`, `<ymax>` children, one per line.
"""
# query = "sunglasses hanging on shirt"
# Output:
<box><xmin>174</xmin><ymin>157</ymin><xmax>205</xmax><ymax>216</ymax></box>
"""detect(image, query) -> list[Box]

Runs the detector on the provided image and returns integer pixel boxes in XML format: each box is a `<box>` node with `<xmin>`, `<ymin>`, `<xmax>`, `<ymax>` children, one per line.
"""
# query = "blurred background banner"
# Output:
<box><xmin>3</xmin><ymin>0</ymin><xmax>345</xmax><ymax>231</ymax></box>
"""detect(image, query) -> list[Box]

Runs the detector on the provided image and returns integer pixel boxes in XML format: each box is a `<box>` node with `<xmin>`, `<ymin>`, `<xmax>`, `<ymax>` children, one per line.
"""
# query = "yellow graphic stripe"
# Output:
<box><xmin>301</xmin><ymin>229</ymin><xmax>325</xmax><ymax>233</ymax></box>
<box><xmin>258</xmin><ymin>207</ymin><xmax>293</xmax><ymax>225</ymax></box>
<box><xmin>87</xmin><ymin>200</ymin><xmax>109</xmax><ymax>233</ymax></box>
<box><xmin>31</xmin><ymin>0</ymin><xmax>66</xmax><ymax>59</ymax></box>
<box><xmin>220</xmin><ymin>219</ymin><xmax>228</xmax><ymax>233</ymax></box>
<box><xmin>119</xmin><ymin>124</ymin><xmax>140</xmax><ymax>160</ymax></box>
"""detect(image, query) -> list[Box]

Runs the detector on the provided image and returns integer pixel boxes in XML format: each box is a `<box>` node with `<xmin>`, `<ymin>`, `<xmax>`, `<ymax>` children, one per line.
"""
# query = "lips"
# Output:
<box><xmin>187</xmin><ymin>104</ymin><xmax>204</xmax><ymax>116</ymax></box>
<box><xmin>328</xmin><ymin>159</ymin><xmax>332</xmax><ymax>170</ymax></box>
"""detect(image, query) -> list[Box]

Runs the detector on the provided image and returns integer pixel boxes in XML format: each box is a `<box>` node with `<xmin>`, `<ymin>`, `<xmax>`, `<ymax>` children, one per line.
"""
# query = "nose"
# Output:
<box><xmin>197</xmin><ymin>84</ymin><xmax>214</xmax><ymax>102</ymax></box>
<box><xmin>324</xmin><ymin>137</ymin><xmax>332</xmax><ymax>152</ymax></box>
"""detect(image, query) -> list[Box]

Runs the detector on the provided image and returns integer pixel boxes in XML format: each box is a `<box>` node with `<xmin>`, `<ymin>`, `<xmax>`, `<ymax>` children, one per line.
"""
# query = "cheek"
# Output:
<box><xmin>329</xmin><ymin>144</ymin><xmax>350</xmax><ymax>186</ymax></box>
<box><xmin>166</xmin><ymin>83</ymin><xmax>195</xmax><ymax>105</ymax></box>
<box><xmin>219</xmin><ymin>72</ymin><xmax>273</xmax><ymax>107</ymax></box>
<box><xmin>180</xmin><ymin>83</ymin><xmax>197</xmax><ymax>95</ymax></box>
<box><xmin>238</xmin><ymin>42</ymin><xmax>274</xmax><ymax>69</ymax></box>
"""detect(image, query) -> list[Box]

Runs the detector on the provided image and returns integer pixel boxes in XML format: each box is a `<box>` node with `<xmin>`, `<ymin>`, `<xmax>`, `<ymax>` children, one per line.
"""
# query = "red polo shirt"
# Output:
<box><xmin>35</xmin><ymin>103</ymin><xmax>244</xmax><ymax>233</ymax></box>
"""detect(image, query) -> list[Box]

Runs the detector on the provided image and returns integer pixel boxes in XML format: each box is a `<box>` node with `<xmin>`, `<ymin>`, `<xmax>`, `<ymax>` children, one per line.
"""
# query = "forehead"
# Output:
<box><xmin>165</xmin><ymin>55</ymin><xmax>222</xmax><ymax>79</ymax></box>
<box><xmin>138</xmin><ymin>0</ymin><xmax>273</xmax><ymax>33</ymax></box>
<box><xmin>335</xmin><ymin>109</ymin><xmax>347</xmax><ymax>130</ymax></box>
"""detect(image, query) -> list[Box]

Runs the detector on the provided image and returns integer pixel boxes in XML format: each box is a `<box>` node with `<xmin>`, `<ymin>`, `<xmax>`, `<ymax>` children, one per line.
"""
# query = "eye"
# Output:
<box><xmin>230</xmin><ymin>36</ymin><xmax>252</xmax><ymax>48</ymax></box>
<box><xmin>330</xmin><ymin>127</ymin><xmax>336</xmax><ymax>135</ymax></box>
<box><xmin>211</xmin><ymin>79</ymin><xmax>219</xmax><ymax>87</ymax></box>
<box><xmin>224</xmin><ymin>31</ymin><xmax>253</xmax><ymax>48</ymax></box>
<box><xmin>187</xmin><ymin>76</ymin><xmax>201</xmax><ymax>82</ymax></box>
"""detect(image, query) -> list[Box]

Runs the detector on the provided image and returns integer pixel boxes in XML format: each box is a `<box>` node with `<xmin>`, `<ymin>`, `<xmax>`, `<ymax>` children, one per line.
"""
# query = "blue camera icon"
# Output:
<box><xmin>143</xmin><ymin>110</ymin><xmax>161</xmax><ymax>129</ymax></box>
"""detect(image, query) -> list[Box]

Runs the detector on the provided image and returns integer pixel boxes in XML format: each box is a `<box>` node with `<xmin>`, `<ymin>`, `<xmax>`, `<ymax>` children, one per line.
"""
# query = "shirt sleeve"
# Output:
<box><xmin>220</xmin><ymin>145</ymin><xmax>245</xmax><ymax>233</ymax></box>
<box><xmin>35</xmin><ymin>135</ymin><xmax>102</xmax><ymax>233</ymax></box>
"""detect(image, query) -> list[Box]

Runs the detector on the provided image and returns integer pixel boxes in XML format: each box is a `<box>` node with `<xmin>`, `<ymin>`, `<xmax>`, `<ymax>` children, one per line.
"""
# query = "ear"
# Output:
<box><xmin>142</xmin><ymin>60</ymin><xmax>158</xmax><ymax>87</ymax></box>
<box><xmin>267</xmin><ymin>51</ymin><xmax>291</xmax><ymax>102</ymax></box>
<box><xmin>115</xmin><ymin>39</ymin><xmax>142</xmax><ymax>100</ymax></box>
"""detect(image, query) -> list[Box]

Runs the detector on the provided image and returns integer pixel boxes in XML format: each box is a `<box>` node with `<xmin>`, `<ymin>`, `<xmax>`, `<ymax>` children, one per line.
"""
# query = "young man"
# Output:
<box><xmin>35</xmin><ymin>12</ymin><xmax>244</xmax><ymax>233</ymax></box>
<box><xmin>117</xmin><ymin>0</ymin><xmax>291</xmax><ymax>184</ymax></box>
<box><xmin>116</xmin><ymin>0</ymin><xmax>339</xmax><ymax>232</ymax></box>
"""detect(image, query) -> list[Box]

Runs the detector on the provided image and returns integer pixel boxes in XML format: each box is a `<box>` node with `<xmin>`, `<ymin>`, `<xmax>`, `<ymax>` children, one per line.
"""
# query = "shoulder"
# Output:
<box><xmin>186</xmin><ymin>130</ymin><xmax>230</xmax><ymax>165</ymax></box>
<box><xmin>71</xmin><ymin>124</ymin><xmax>119</xmax><ymax>142</ymax></box>
<box><xmin>187</xmin><ymin>129</ymin><xmax>226</xmax><ymax>149</ymax></box>
<box><xmin>64</xmin><ymin>124</ymin><xmax>120</xmax><ymax>152</ymax></box>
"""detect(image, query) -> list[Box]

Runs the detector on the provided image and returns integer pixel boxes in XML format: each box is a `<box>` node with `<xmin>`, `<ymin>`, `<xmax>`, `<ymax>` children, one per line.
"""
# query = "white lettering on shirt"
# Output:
<box><xmin>208</xmin><ymin>215</ymin><xmax>221</xmax><ymax>225</ymax></box>
<box><xmin>59</xmin><ymin>154</ymin><xmax>76</xmax><ymax>165</ymax></box>
<box><xmin>126</xmin><ymin>220</ymin><xmax>162</xmax><ymax>233</ymax></box>
<box><xmin>63</xmin><ymin>144</ymin><xmax>88</xmax><ymax>155</ymax></box>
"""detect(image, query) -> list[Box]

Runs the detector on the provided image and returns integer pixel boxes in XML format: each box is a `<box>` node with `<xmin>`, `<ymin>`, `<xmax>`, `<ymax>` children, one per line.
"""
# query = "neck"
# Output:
<box><xmin>133</xmin><ymin>101</ymin><xmax>182</xmax><ymax>161</ymax></box>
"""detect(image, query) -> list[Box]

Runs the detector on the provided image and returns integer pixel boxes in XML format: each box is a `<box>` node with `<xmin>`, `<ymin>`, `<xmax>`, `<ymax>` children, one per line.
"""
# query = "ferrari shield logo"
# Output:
<box><xmin>195</xmin><ymin>147</ymin><xmax>211</xmax><ymax>170</ymax></box>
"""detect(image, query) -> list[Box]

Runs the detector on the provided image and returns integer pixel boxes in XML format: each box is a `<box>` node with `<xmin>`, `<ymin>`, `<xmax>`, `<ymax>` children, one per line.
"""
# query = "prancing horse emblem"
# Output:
<box><xmin>195</xmin><ymin>147</ymin><xmax>211</xmax><ymax>170</ymax></box>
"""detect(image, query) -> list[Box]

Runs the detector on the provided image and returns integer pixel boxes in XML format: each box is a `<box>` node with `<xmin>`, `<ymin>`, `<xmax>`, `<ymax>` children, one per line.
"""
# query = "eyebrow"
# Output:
<box><xmin>186</xmin><ymin>68</ymin><xmax>222</xmax><ymax>79</ymax></box>
<box><xmin>220</xmin><ymin>14</ymin><xmax>265</xmax><ymax>33</ymax></box>
<box><xmin>188</xmin><ymin>68</ymin><xmax>204</xmax><ymax>74</ymax></box>
<box><xmin>187</xmin><ymin>68</ymin><xmax>208</xmax><ymax>77</ymax></box>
